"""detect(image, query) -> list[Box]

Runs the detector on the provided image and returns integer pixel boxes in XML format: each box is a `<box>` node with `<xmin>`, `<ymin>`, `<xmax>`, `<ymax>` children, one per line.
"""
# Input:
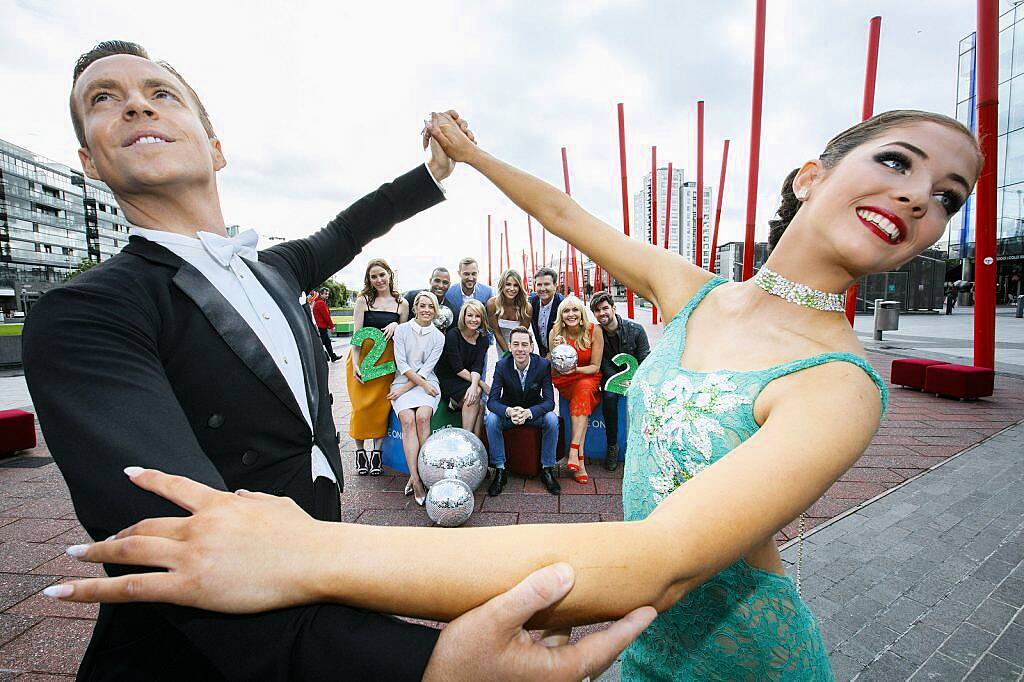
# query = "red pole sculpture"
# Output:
<box><xmin>845</xmin><ymin>15</ymin><xmax>883</xmax><ymax>324</ymax></box>
<box><xmin>696</xmin><ymin>100</ymin><xmax>705</xmax><ymax>268</ymax></box>
<box><xmin>710</xmin><ymin>140</ymin><xmax>730</xmax><ymax>274</ymax></box>
<box><xmin>503</xmin><ymin>220</ymin><xmax>511</xmax><ymax>277</ymax></box>
<box><xmin>528</xmin><ymin>215</ymin><xmax>537</xmax><ymax>281</ymax></box>
<box><xmin>561</xmin><ymin>147</ymin><xmax>580</xmax><ymax>297</ymax></box>
<box><xmin>742</xmin><ymin>0</ymin><xmax>766</xmax><ymax>281</ymax></box>
<box><xmin>651</xmin><ymin>146</ymin><xmax>659</xmax><ymax>323</ymax></box>
<box><xmin>542</xmin><ymin>229</ymin><xmax>546</xmax><ymax>268</ymax></box>
<box><xmin>557</xmin><ymin>252</ymin><xmax>563</xmax><ymax>292</ymax></box>
<box><xmin>975</xmin><ymin>0</ymin><xmax>997</xmax><ymax>369</ymax></box>
<box><xmin>522</xmin><ymin>250</ymin><xmax>529</xmax><ymax>290</ymax></box>
<box><xmin>487</xmin><ymin>214</ymin><xmax>493</xmax><ymax>286</ymax></box>
<box><xmin>498</xmin><ymin>232</ymin><xmax>505</xmax><ymax>273</ymax></box>
<box><xmin>617</xmin><ymin>103</ymin><xmax>635</xmax><ymax>318</ymax></box>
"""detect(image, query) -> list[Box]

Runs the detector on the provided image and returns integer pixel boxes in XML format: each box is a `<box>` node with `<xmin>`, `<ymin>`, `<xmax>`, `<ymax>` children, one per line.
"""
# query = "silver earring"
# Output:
<box><xmin>796</xmin><ymin>189</ymin><xmax>809</xmax><ymax>201</ymax></box>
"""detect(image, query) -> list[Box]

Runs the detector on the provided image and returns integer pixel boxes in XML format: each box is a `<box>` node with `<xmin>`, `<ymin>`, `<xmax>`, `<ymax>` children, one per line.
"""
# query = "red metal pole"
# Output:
<box><xmin>651</xmin><ymin>146</ymin><xmax>659</xmax><ymax>323</ymax></box>
<box><xmin>498</xmin><ymin>232</ymin><xmax>504</xmax><ymax>273</ymax></box>
<box><xmin>710</xmin><ymin>140</ymin><xmax>730</xmax><ymax>274</ymax></box>
<box><xmin>617</xmin><ymin>103</ymin><xmax>635</xmax><ymax>318</ymax></box>
<box><xmin>522</xmin><ymin>250</ymin><xmax>529</xmax><ymax>290</ymax></box>
<box><xmin>503</xmin><ymin>220</ymin><xmax>511</xmax><ymax>277</ymax></box>
<box><xmin>844</xmin><ymin>16</ymin><xmax>883</xmax><ymax>324</ymax></box>
<box><xmin>487</xmin><ymin>214</ymin><xmax>493</xmax><ymax>286</ymax></box>
<box><xmin>542</xmin><ymin>229</ymin><xmax>546</xmax><ymax>268</ymax></box>
<box><xmin>527</xmin><ymin>215</ymin><xmax>536</xmax><ymax>280</ymax></box>
<box><xmin>742</xmin><ymin>0</ymin><xmax>766</xmax><ymax>281</ymax></box>
<box><xmin>696</xmin><ymin>100</ymin><xmax>705</xmax><ymax>268</ymax></box>
<box><xmin>561</xmin><ymin>147</ymin><xmax>581</xmax><ymax>298</ymax></box>
<box><xmin>557</xmin><ymin>252</ymin><xmax>563</xmax><ymax>292</ymax></box>
<box><xmin>975</xmin><ymin>0</ymin><xmax>997</xmax><ymax>369</ymax></box>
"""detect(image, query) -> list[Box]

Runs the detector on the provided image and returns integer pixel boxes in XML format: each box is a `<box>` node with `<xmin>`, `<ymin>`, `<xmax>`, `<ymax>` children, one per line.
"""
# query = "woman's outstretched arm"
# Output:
<box><xmin>55</xmin><ymin>361</ymin><xmax>881</xmax><ymax>629</ymax></box>
<box><xmin>427</xmin><ymin>113</ymin><xmax>713</xmax><ymax>320</ymax></box>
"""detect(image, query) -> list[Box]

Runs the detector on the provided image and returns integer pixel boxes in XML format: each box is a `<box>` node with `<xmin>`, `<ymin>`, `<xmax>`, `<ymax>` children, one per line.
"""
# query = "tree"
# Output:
<box><xmin>318</xmin><ymin>280</ymin><xmax>349</xmax><ymax>307</ymax></box>
<box><xmin>65</xmin><ymin>257</ymin><xmax>100</xmax><ymax>281</ymax></box>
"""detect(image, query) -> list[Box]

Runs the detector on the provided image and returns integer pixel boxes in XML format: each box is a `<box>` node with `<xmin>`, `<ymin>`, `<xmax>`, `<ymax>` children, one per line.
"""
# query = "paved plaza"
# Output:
<box><xmin>0</xmin><ymin>309</ymin><xmax>1022</xmax><ymax>678</ymax></box>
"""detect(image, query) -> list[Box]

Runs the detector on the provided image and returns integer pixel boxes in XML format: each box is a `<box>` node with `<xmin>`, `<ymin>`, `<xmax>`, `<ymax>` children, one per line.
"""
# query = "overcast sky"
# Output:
<box><xmin>0</xmin><ymin>0</ymin><xmax>1002</xmax><ymax>290</ymax></box>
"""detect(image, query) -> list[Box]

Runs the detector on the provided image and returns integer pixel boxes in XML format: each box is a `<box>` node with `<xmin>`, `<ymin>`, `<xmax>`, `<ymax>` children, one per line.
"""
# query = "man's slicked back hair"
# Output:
<box><xmin>70</xmin><ymin>40</ymin><xmax>216</xmax><ymax>147</ymax></box>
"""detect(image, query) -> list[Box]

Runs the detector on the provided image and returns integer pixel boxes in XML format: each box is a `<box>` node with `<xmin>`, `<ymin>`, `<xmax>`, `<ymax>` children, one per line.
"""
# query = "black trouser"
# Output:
<box><xmin>602</xmin><ymin>392</ymin><xmax>620</xmax><ymax>448</ymax></box>
<box><xmin>318</xmin><ymin>327</ymin><xmax>338</xmax><ymax>359</ymax></box>
<box><xmin>945</xmin><ymin>299</ymin><xmax>955</xmax><ymax>315</ymax></box>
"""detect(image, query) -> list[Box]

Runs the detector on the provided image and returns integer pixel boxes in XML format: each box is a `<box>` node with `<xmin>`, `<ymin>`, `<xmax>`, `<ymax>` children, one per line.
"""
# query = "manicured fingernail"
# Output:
<box><xmin>106</xmin><ymin>535</ymin><xmax>116</xmax><ymax>541</ymax></box>
<box><xmin>66</xmin><ymin>544</ymin><xmax>88</xmax><ymax>558</ymax></box>
<box><xmin>552</xmin><ymin>562</ymin><xmax>574</xmax><ymax>587</ymax></box>
<box><xmin>235</xmin><ymin>489</ymin><xmax>249</xmax><ymax>494</ymax></box>
<box><xmin>123</xmin><ymin>466</ymin><xmax>144</xmax><ymax>477</ymax></box>
<box><xmin>43</xmin><ymin>584</ymin><xmax>73</xmax><ymax>598</ymax></box>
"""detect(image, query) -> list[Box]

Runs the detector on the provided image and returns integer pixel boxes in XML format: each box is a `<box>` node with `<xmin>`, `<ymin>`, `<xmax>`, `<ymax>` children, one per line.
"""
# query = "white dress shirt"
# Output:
<box><xmin>129</xmin><ymin>226</ymin><xmax>336</xmax><ymax>484</ymax></box>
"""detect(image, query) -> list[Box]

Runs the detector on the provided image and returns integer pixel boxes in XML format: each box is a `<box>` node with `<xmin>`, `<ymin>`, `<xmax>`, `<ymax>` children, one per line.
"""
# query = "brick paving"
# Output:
<box><xmin>0</xmin><ymin>344</ymin><xmax>1022</xmax><ymax>677</ymax></box>
<box><xmin>779</xmin><ymin>421</ymin><xmax>1024</xmax><ymax>681</ymax></box>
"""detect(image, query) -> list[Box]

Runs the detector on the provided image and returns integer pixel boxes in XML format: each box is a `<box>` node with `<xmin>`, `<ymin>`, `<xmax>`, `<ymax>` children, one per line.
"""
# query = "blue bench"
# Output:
<box><xmin>557</xmin><ymin>395</ymin><xmax>628</xmax><ymax>461</ymax></box>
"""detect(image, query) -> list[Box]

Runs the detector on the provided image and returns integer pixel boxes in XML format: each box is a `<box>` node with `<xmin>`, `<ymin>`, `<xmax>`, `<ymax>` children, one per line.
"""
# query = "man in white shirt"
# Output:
<box><xmin>23</xmin><ymin>39</ymin><xmax>643</xmax><ymax>681</ymax></box>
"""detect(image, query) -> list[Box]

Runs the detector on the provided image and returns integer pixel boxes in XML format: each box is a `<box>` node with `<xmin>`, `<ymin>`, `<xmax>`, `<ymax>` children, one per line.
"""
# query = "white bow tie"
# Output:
<box><xmin>196</xmin><ymin>229</ymin><xmax>260</xmax><ymax>267</ymax></box>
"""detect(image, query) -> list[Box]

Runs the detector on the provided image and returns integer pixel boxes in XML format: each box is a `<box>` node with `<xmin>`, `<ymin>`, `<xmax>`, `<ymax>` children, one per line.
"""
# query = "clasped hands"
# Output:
<box><xmin>505</xmin><ymin>406</ymin><xmax>532</xmax><ymax>425</ymax></box>
<box><xmin>47</xmin><ymin>468</ymin><xmax>655</xmax><ymax>681</ymax></box>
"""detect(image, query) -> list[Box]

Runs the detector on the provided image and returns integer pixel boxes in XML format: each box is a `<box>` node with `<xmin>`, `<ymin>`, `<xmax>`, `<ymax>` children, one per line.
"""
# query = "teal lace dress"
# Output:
<box><xmin>621</xmin><ymin>277</ymin><xmax>888</xmax><ymax>681</ymax></box>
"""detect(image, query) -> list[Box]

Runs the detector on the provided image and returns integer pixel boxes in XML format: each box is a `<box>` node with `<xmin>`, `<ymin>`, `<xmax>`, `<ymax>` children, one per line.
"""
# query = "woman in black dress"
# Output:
<box><xmin>436</xmin><ymin>298</ymin><xmax>490</xmax><ymax>439</ymax></box>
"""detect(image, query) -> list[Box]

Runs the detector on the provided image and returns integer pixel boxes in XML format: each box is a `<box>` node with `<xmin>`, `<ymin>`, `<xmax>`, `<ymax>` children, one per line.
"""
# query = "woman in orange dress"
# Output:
<box><xmin>548</xmin><ymin>295</ymin><xmax>603</xmax><ymax>484</ymax></box>
<box><xmin>347</xmin><ymin>259</ymin><xmax>408</xmax><ymax>476</ymax></box>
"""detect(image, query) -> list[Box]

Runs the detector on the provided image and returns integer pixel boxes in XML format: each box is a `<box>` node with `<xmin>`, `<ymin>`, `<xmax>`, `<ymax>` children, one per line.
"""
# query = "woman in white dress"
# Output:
<box><xmin>387</xmin><ymin>291</ymin><xmax>446</xmax><ymax>504</ymax></box>
<box><xmin>486</xmin><ymin>269</ymin><xmax>533</xmax><ymax>357</ymax></box>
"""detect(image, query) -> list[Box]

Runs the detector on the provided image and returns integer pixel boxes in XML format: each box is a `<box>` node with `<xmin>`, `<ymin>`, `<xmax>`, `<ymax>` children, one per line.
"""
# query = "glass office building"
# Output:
<box><xmin>953</xmin><ymin>7</ymin><xmax>1024</xmax><ymax>303</ymax></box>
<box><xmin>0</xmin><ymin>138</ymin><xmax>131</xmax><ymax>313</ymax></box>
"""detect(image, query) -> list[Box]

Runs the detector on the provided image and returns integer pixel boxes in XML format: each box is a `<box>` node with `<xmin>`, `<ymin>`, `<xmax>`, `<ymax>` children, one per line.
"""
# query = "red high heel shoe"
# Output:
<box><xmin>573</xmin><ymin>472</ymin><xmax>590</xmax><ymax>484</ymax></box>
<box><xmin>566</xmin><ymin>443</ymin><xmax>581</xmax><ymax>472</ymax></box>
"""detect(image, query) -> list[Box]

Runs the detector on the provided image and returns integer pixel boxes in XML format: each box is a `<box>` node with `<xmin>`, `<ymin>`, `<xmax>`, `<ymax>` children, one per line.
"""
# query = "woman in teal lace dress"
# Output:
<box><xmin>58</xmin><ymin>111</ymin><xmax>982</xmax><ymax>680</ymax></box>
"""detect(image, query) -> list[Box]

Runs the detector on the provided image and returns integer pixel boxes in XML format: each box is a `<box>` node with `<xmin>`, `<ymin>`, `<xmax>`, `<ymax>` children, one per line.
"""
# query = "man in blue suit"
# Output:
<box><xmin>485</xmin><ymin>326</ymin><xmax>560</xmax><ymax>496</ymax></box>
<box><xmin>529</xmin><ymin>267</ymin><xmax>563</xmax><ymax>358</ymax></box>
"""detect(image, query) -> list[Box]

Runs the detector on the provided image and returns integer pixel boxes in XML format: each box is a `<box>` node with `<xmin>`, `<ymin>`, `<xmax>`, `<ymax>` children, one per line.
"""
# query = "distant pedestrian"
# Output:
<box><xmin>311</xmin><ymin>289</ymin><xmax>341</xmax><ymax>362</ymax></box>
<box><xmin>945</xmin><ymin>285</ymin><xmax>957</xmax><ymax>315</ymax></box>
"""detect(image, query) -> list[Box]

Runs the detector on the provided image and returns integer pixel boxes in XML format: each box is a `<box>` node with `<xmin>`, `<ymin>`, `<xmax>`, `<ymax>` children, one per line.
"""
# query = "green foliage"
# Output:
<box><xmin>318</xmin><ymin>280</ymin><xmax>349</xmax><ymax>307</ymax></box>
<box><xmin>65</xmin><ymin>257</ymin><xmax>100</xmax><ymax>281</ymax></box>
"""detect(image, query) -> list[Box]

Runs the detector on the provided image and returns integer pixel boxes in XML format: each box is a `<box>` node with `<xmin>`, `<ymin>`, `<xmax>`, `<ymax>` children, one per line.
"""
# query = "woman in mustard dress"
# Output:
<box><xmin>347</xmin><ymin>258</ymin><xmax>407</xmax><ymax>476</ymax></box>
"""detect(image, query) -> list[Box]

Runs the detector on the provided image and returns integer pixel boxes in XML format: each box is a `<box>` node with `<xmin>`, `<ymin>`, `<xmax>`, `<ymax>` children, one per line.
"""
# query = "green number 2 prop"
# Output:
<box><xmin>351</xmin><ymin>327</ymin><xmax>396</xmax><ymax>381</ymax></box>
<box><xmin>605</xmin><ymin>353</ymin><xmax>638</xmax><ymax>395</ymax></box>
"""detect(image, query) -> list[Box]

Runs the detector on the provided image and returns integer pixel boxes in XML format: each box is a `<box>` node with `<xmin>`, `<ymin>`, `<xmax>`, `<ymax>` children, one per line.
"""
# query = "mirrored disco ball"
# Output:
<box><xmin>550</xmin><ymin>344</ymin><xmax>578</xmax><ymax>374</ymax></box>
<box><xmin>417</xmin><ymin>428</ymin><xmax>488</xmax><ymax>489</ymax></box>
<box><xmin>425</xmin><ymin>478</ymin><xmax>474</xmax><ymax>527</ymax></box>
<box><xmin>433</xmin><ymin>306</ymin><xmax>454</xmax><ymax>331</ymax></box>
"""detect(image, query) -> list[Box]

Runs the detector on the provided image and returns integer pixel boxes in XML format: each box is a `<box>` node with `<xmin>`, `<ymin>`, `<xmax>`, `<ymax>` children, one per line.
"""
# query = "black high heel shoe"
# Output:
<box><xmin>355</xmin><ymin>449</ymin><xmax>369</xmax><ymax>476</ymax></box>
<box><xmin>369</xmin><ymin>450</ymin><xmax>382</xmax><ymax>476</ymax></box>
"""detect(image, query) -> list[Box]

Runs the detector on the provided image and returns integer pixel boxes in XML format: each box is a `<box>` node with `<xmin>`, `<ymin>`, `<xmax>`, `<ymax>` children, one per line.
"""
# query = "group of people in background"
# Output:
<box><xmin>341</xmin><ymin>256</ymin><xmax>650</xmax><ymax>505</ymax></box>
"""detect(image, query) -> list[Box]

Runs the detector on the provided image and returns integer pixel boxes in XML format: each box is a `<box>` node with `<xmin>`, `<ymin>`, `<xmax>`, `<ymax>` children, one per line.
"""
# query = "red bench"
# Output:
<box><xmin>891</xmin><ymin>358</ymin><xmax>949</xmax><ymax>390</ymax></box>
<box><xmin>0</xmin><ymin>409</ymin><xmax>36</xmax><ymax>458</ymax></box>
<box><xmin>924</xmin><ymin>363</ymin><xmax>995</xmax><ymax>400</ymax></box>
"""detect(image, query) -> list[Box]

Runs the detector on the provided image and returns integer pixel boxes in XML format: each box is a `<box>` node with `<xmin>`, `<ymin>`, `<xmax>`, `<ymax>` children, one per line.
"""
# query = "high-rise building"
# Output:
<box><xmin>952</xmin><ymin>9</ymin><xmax>1024</xmax><ymax>304</ymax></box>
<box><xmin>632</xmin><ymin>166</ymin><xmax>685</xmax><ymax>254</ymax></box>
<box><xmin>632</xmin><ymin>166</ymin><xmax>713</xmax><ymax>266</ymax></box>
<box><xmin>680</xmin><ymin>181</ymin><xmax>713</xmax><ymax>268</ymax></box>
<box><xmin>0</xmin><ymin>138</ymin><xmax>131</xmax><ymax>312</ymax></box>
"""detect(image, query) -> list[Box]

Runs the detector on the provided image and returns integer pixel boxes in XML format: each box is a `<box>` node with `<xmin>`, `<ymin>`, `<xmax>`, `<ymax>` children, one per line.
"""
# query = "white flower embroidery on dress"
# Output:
<box><xmin>638</xmin><ymin>372</ymin><xmax>752</xmax><ymax>502</ymax></box>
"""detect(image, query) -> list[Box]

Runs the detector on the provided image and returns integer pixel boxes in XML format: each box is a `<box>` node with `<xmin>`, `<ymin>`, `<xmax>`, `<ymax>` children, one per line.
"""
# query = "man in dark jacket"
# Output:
<box><xmin>590</xmin><ymin>292</ymin><xmax>650</xmax><ymax>471</ymax></box>
<box><xmin>529</xmin><ymin>266</ymin><xmax>563</xmax><ymax>357</ymax></box>
<box><xmin>23</xmin><ymin>40</ymin><xmax>641</xmax><ymax>681</ymax></box>
<box><xmin>485</xmin><ymin>326</ymin><xmax>561</xmax><ymax>496</ymax></box>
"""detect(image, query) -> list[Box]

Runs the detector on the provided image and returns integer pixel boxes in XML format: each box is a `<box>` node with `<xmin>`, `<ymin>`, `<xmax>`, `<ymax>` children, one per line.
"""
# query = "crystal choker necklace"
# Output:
<box><xmin>754</xmin><ymin>267</ymin><xmax>846</xmax><ymax>312</ymax></box>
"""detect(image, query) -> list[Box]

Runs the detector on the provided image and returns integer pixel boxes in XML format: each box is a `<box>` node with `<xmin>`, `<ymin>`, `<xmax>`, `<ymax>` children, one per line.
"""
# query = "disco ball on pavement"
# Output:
<box><xmin>417</xmin><ymin>428</ymin><xmax>488</xmax><ymax>489</ymax></box>
<box><xmin>433</xmin><ymin>306</ymin><xmax>454</xmax><ymax>331</ymax></box>
<box><xmin>425</xmin><ymin>478</ymin><xmax>475</xmax><ymax>527</ymax></box>
<box><xmin>550</xmin><ymin>344</ymin><xmax>578</xmax><ymax>374</ymax></box>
